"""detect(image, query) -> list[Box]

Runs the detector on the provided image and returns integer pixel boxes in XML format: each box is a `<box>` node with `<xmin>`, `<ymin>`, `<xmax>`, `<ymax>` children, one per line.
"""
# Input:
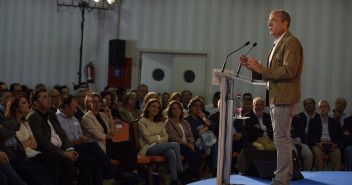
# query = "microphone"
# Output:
<box><xmin>221</xmin><ymin>41</ymin><xmax>250</xmax><ymax>73</ymax></box>
<box><xmin>236</xmin><ymin>42</ymin><xmax>257</xmax><ymax>75</ymax></box>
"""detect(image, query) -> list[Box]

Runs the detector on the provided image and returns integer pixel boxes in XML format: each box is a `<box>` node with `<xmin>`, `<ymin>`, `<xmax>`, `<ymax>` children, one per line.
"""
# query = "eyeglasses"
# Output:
<box><xmin>267</xmin><ymin>19</ymin><xmax>282</xmax><ymax>24</ymax></box>
<box><xmin>92</xmin><ymin>100</ymin><xmax>102</xmax><ymax>105</ymax></box>
<box><xmin>39</xmin><ymin>96</ymin><xmax>50</xmax><ymax>100</ymax></box>
<box><xmin>50</xmin><ymin>95</ymin><xmax>61</xmax><ymax>99</ymax></box>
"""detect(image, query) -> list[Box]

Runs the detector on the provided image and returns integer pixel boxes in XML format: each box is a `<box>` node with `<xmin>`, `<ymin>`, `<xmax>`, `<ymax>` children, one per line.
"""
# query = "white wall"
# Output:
<box><xmin>0</xmin><ymin>0</ymin><xmax>351</xmax><ymax>114</ymax></box>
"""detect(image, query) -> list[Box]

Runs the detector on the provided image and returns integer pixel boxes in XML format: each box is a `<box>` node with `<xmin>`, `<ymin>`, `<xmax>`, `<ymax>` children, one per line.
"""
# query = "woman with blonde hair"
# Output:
<box><xmin>119</xmin><ymin>92</ymin><xmax>141</xmax><ymax>122</ymax></box>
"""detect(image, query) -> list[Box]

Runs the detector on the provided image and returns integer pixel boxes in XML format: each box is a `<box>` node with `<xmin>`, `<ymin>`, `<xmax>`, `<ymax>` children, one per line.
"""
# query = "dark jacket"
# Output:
<box><xmin>307</xmin><ymin>116</ymin><xmax>342</xmax><ymax>146</ymax></box>
<box><xmin>26</xmin><ymin>108</ymin><xmax>73</xmax><ymax>154</ymax></box>
<box><xmin>291</xmin><ymin>115</ymin><xmax>308</xmax><ymax>144</ymax></box>
<box><xmin>244</xmin><ymin>111</ymin><xmax>273</xmax><ymax>142</ymax></box>
<box><xmin>342</xmin><ymin>116</ymin><xmax>352</xmax><ymax>147</ymax></box>
<box><xmin>298</xmin><ymin>111</ymin><xmax>320</xmax><ymax>131</ymax></box>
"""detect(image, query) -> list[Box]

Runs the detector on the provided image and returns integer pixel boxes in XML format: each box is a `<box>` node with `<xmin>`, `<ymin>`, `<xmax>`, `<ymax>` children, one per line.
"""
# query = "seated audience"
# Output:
<box><xmin>181</xmin><ymin>90</ymin><xmax>192</xmax><ymax>110</ymax></box>
<box><xmin>74</xmin><ymin>88</ymin><xmax>89</xmax><ymax>121</ymax></box>
<box><xmin>143</xmin><ymin>92</ymin><xmax>160</xmax><ymax>109</ymax></box>
<box><xmin>57</xmin><ymin>95</ymin><xmax>137</xmax><ymax>184</ymax></box>
<box><xmin>185</xmin><ymin>97</ymin><xmax>218</xmax><ymax>175</ymax></box>
<box><xmin>6</xmin><ymin>96</ymin><xmax>71</xmax><ymax>185</ymax></box>
<box><xmin>242</xmin><ymin>95</ymin><xmax>253</xmax><ymax>115</ymax></box>
<box><xmin>161</xmin><ymin>92</ymin><xmax>170</xmax><ymax>111</ymax></box>
<box><xmin>165</xmin><ymin>100</ymin><xmax>202</xmax><ymax>181</ymax></box>
<box><xmin>1</xmin><ymin>110</ymin><xmax>54</xmax><ymax>185</ymax></box>
<box><xmin>34</xmin><ymin>83</ymin><xmax>47</xmax><ymax>91</ymax></box>
<box><xmin>138</xmin><ymin>99</ymin><xmax>183</xmax><ymax>185</ymax></box>
<box><xmin>104</xmin><ymin>85</ymin><xmax>119</xmax><ymax>110</ymax></box>
<box><xmin>0</xmin><ymin>82</ymin><xmax>8</xmax><ymax>90</ymax></box>
<box><xmin>81</xmin><ymin>92</ymin><xmax>140</xmax><ymax>180</ymax></box>
<box><xmin>342</xmin><ymin>115</ymin><xmax>352</xmax><ymax>171</ymax></box>
<box><xmin>116</xmin><ymin>88</ymin><xmax>127</xmax><ymax>108</ymax></box>
<box><xmin>135</xmin><ymin>84</ymin><xmax>148</xmax><ymax>111</ymax></box>
<box><xmin>244</xmin><ymin>97</ymin><xmax>275</xmax><ymax>150</ymax></box>
<box><xmin>0</xmin><ymin>89</ymin><xmax>11</xmax><ymax>115</ymax></box>
<box><xmin>101</xmin><ymin>91</ymin><xmax>120</xmax><ymax>119</ymax></box>
<box><xmin>10</xmin><ymin>83</ymin><xmax>23</xmax><ymax>98</ymax></box>
<box><xmin>79</xmin><ymin>82</ymin><xmax>89</xmax><ymax>90</ymax></box>
<box><xmin>205</xmin><ymin>91</ymin><xmax>220</xmax><ymax>115</ymax></box>
<box><xmin>119</xmin><ymin>92</ymin><xmax>141</xmax><ymax>122</ymax></box>
<box><xmin>290</xmin><ymin>115</ymin><xmax>313</xmax><ymax>171</ymax></box>
<box><xmin>26</xmin><ymin>89</ymin><xmax>96</xmax><ymax>185</ymax></box>
<box><xmin>308</xmin><ymin>100</ymin><xmax>342</xmax><ymax>171</ymax></box>
<box><xmin>298</xmin><ymin>98</ymin><xmax>320</xmax><ymax>135</ymax></box>
<box><xmin>328</xmin><ymin>98</ymin><xmax>349</xmax><ymax>127</ymax></box>
<box><xmin>58</xmin><ymin>86</ymin><xmax>70</xmax><ymax>98</ymax></box>
<box><xmin>48</xmin><ymin>89</ymin><xmax>61</xmax><ymax>113</ymax></box>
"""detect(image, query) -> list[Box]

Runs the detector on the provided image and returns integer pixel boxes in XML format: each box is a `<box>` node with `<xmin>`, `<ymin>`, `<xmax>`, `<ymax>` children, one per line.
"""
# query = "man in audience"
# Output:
<box><xmin>35</xmin><ymin>83</ymin><xmax>47</xmax><ymax>91</ymax></box>
<box><xmin>57</xmin><ymin>95</ymin><xmax>139</xmax><ymax>184</ymax></box>
<box><xmin>79</xmin><ymin>82</ymin><xmax>89</xmax><ymax>90</ymax></box>
<box><xmin>290</xmin><ymin>115</ymin><xmax>313</xmax><ymax>171</ymax></box>
<box><xmin>298</xmin><ymin>98</ymin><xmax>320</xmax><ymax>135</ymax></box>
<box><xmin>49</xmin><ymin>89</ymin><xmax>61</xmax><ymax>113</ymax></box>
<box><xmin>135</xmin><ymin>84</ymin><xmax>148</xmax><ymax>111</ymax></box>
<box><xmin>74</xmin><ymin>88</ymin><xmax>89</xmax><ymax>121</ymax></box>
<box><xmin>182</xmin><ymin>90</ymin><xmax>193</xmax><ymax>110</ymax></box>
<box><xmin>59</xmin><ymin>86</ymin><xmax>70</xmax><ymax>99</ymax></box>
<box><xmin>0</xmin><ymin>82</ymin><xmax>8</xmax><ymax>90</ymax></box>
<box><xmin>343</xmin><ymin>114</ymin><xmax>352</xmax><ymax>171</ymax></box>
<box><xmin>242</xmin><ymin>96</ymin><xmax>253</xmax><ymax>115</ymax></box>
<box><xmin>308</xmin><ymin>100</ymin><xmax>342</xmax><ymax>171</ymax></box>
<box><xmin>0</xmin><ymin>89</ymin><xmax>11</xmax><ymax>115</ymax></box>
<box><xmin>205</xmin><ymin>91</ymin><xmax>220</xmax><ymax>115</ymax></box>
<box><xmin>10</xmin><ymin>83</ymin><xmax>23</xmax><ymax>98</ymax></box>
<box><xmin>329</xmin><ymin>98</ymin><xmax>349</xmax><ymax>127</ymax></box>
<box><xmin>26</xmin><ymin>89</ymin><xmax>96</xmax><ymax>185</ymax></box>
<box><xmin>244</xmin><ymin>97</ymin><xmax>275</xmax><ymax>150</ymax></box>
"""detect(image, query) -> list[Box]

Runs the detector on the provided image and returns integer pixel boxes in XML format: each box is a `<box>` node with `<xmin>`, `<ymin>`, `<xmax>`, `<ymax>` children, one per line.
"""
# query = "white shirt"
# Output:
<box><xmin>205</xmin><ymin>103</ymin><xmax>219</xmax><ymax>115</ymax></box>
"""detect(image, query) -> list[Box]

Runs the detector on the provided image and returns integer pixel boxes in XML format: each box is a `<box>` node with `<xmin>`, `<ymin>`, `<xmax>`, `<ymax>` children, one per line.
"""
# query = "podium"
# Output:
<box><xmin>212</xmin><ymin>69</ymin><xmax>265</xmax><ymax>185</ymax></box>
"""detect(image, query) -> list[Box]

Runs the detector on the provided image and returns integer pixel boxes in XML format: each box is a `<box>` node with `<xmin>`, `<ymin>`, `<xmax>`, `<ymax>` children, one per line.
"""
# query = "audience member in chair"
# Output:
<box><xmin>308</xmin><ymin>100</ymin><xmax>342</xmax><ymax>171</ymax></box>
<box><xmin>161</xmin><ymin>92</ymin><xmax>170</xmax><ymax>111</ymax></box>
<box><xmin>135</xmin><ymin>84</ymin><xmax>148</xmax><ymax>111</ymax></box>
<box><xmin>74</xmin><ymin>88</ymin><xmax>89</xmax><ymax>121</ymax></box>
<box><xmin>48</xmin><ymin>89</ymin><xmax>61</xmax><ymax>113</ymax></box>
<box><xmin>185</xmin><ymin>97</ymin><xmax>218</xmax><ymax>175</ymax></box>
<box><xmin>298</xmin><ymin>98</ymin><xmax>320</xmax><ymax>135</ymax></box>
<box><xmin>0</xmin><ymin>89</ymin><xmax>11</xmax><ymax>115</ymax></box>
<box><xmin>244</xmin><ymin>97</ymin><xmax>275</xmax><ymax>150</ymax></box>
<box><xmin>328</xmin><ymin>98</ymin><xmax>349</xmax><ymax>127</ymax></box>
<box><xmin>205</xmin><ymin>91</ymin><xmax>220</xmax><ymax>115</ymax></box>
<box><xmin>138</xmin><ymin>99</ymin><xmax>184</xmax><ymax>185</ymax></box>
<box><xmin>6</xmin><ymin>96</ymin><xmax>73</xmax><ymax>185</ymax></box>
<box><xmin>290</xmin><ymin>115</ymin><xmax>313</xmax><ymax>171</ymax></box>
<box><xmin>342</xmin><ymin>115</ymin><xmax>352</xmax><ymax>171</ymax></box>
<box><xmin>57</xmin><ymin>95</ymin><xmax>136</xmax><ymax>184</ymax></box>
<box><xmin>81</xmin><ymin>93</ymin><xmax>140</xmax><ymax>177</ymax></box>
<box><xmin>26</xmin><ymin>89</ymin><xmax>95</xmax><ymax>185</ymax></box>
<box><xmin>101</xmin><ymin>91</ymin><xmax>120</xmax><ymax>119</ymax></box>
<box><xmin>165</xmin><ymin>100</ymin><xmax>202</xmax><ymax>181</ymax></box>
<box><xmin>181</xmin><ymin>90</ymin><xmax>192</xmax><ymax>110</ymax></box>
<box><xmin>119</xmin><ymin>92</ymin><xmax>141</xmax><ymax>122</ymax></box>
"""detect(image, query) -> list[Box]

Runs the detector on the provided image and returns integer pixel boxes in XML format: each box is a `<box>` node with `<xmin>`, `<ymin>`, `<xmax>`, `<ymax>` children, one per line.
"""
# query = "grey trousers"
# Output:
<box><xmin>291</xmin><ymin>143</ymin><xmax>313</xmax><ymax>171</ymax></box>
<box><xmin>147</xmin><ymin>142</ymin><xmax>183</xmax><ymax>180</ymax></box>
<box><xmin>270</xmin><ymin>104</ymin><xmax>298</xmax><ymax>185</ymax></box>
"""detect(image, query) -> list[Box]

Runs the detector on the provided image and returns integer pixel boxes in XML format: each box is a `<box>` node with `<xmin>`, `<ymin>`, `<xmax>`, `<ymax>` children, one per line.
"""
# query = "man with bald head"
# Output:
<box><xmin>239</xmin><ymin>10</ymin><xmax>303</xmax><ymax>185</ymax></box>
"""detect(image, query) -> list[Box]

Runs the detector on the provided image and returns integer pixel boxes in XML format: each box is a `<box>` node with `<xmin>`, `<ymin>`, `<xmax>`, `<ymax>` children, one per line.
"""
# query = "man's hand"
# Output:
<box><xmin>62</xmin><ymin>151</ymin><xmax>78</xmax><ymax>161</ymax></box>
<box><xmin>331</xmin><ymin>143</ymin><xmax>338</xmax><ymax>151</ymax></box>
<box><xmin>0</xmin><ymin>152</ymin><xmax>9</xmax><ymax>164</ymax></box>
<box><xmin>79</xmin><ymin>136</ymin><xmax>91</xmax><ymax>143</ymax></box>
<box><xmin>254</xmin><ymin>124</ymin><xmax>261</xmax><ymax>128</ymax></box>
<box><xmin>316</xmin><ymin>142</ymin><xmax>323</xmax><ymax>151</ymax></box>
<box><xmin>239</xmin><ymin>55</ymin><xmax>263</xmax><ymax>74</ymax></box>
<box><xmin>343</xmin><ymin>130</ymin><xmax>351</xmax><ymax>136</ymax></box>
<box><xmin>188</xmin><ymin>143</ymin><xmax>195</xmax><ymax>152</ymax></box>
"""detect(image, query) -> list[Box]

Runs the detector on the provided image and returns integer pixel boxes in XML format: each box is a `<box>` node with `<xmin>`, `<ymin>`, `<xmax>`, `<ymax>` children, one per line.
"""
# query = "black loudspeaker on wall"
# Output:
<box><xmin>237</xmin><ymin>149</ymin><xmax>304</xmax><ymax>180</ymax></box>
<box><xmin>109</xmin><ymin>39</ymin><xmax>126</xmax><ymax>66</ymax></box>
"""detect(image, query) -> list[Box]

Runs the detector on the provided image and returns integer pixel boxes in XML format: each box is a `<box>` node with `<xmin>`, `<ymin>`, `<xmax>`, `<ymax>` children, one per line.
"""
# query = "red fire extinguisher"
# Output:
<box><xmin>85</xmin><ymin>62</ymin><xmax>95</xmax><ymax>83</ymax></box>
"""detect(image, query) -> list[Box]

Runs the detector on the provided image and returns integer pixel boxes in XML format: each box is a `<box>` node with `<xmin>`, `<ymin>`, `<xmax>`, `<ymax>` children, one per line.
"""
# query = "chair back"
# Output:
<box><xmin>111</xmin><ymin>119</ymin><xmax>130</xmax><ymax>143</ymax></box>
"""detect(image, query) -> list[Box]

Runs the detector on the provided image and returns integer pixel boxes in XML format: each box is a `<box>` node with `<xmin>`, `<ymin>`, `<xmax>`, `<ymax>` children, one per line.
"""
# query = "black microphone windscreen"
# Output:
<box><xmin>245</xmin><ymin>41</ymin><xmax>250</xmax><ymax>46</ymax></box>
<box><xmin>253</xmin><ymin>42</ymin><xmax>257</xmax><ymax>47</ymax></box>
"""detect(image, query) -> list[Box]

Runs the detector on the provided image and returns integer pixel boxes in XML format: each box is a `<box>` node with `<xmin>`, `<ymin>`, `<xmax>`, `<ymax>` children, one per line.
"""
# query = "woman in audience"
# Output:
<box><xmin>101</xmin><ymin>91</ymin><xmax>120</xmax><ymax>119</ymax></box>
<box><xmin>165</xmin><ymin>100</ymin><xmax>202</xmax><ymax>182</ymax></box>
<box><xmin>163</xmin><ymin>92</ymin><xmax>184</xmax><ymax>117</ymax></box>
<box><xmin>138</xmin><ymin>99</ymin><xmax>184</xmax><ymax>185</ymax></box>
<box><xmin>5</xmin><ymin>96</ymin><xmax>67</xmax><ymax>185</ymax></box>
<box><xmin>142</xmin><ymin>92</ymin><xmax>160</xmax><ymax>108</ymax></box>
<box><xmin>119</xmin><ymin>92</ymin><xmax>141</xmax><ymax>122</ymax></box>
<box><xmin>161</xmin><ymin>92</ymin><xmax>170</xmax><ymax>111</ymax></box>
<box><xmin>81</xmin><ymin>92</ymin><xmax>141</xmax><ymax>183</ymax></box>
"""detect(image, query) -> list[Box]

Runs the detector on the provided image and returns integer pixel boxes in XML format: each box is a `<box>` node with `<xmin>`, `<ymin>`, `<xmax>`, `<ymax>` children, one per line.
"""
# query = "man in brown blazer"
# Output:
<box><xmin>240</xmin><ymin>10</ymin><xmax>303</xmax><ymax>185</ymax></box>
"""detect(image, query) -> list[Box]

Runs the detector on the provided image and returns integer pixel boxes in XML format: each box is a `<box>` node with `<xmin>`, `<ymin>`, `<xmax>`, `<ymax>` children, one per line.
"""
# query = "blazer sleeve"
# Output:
<box><xmin>27</xmin><ymin>112</ymin><xmax>64</xmax><ymax>154</ymax></box>
<box><xmin>262</xmin><ymin>35</ymin><xmax>302</xmax><ymax>81</ymax></box>
<box><xmin>82</xmin><ymin>113</ymin><xmax>106</xmax><ymax>141</ymax></box>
